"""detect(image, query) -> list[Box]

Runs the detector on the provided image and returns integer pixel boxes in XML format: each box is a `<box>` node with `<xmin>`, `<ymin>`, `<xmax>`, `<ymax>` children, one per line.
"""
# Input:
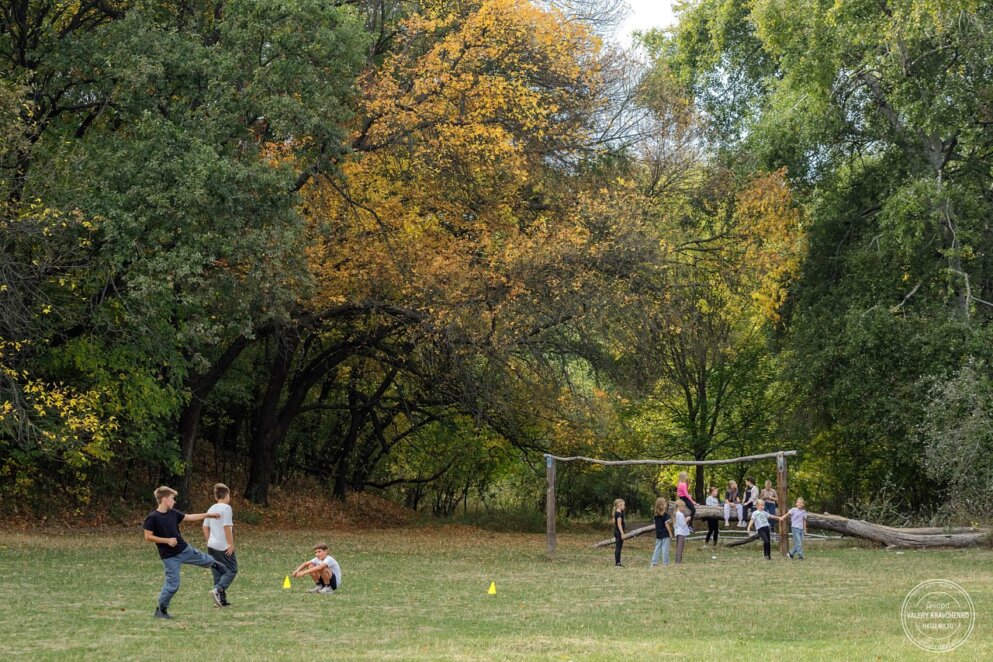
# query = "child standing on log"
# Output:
<box><xmin>785</xmin><ymin>497</ymin><xmax>809</xmax><ymax>560</ymax></box>
<box><xmin>673</xmin><ymin>499</ymin><xmax>690</xmax><ymax>564</ymax></box>
<box><xmin>676</xmin><ymin>472</ymin><xmax>696</xmax><ymax>531</ymax></box>
<box><xmin>724</xmin><ymin>480</ymin><xmax>743</xmax><ymax>528</ymax></box>
<box><xmin>612</xmin><ymin>498</ymin><xmax>626</xmax><ymax>567</ymax></box>
<box><xmin>761</xmin><ymin>480</ymin><xmax>779</xmax><ymax>516</ymax></box>
<box><xmin>650</xmin><ymin>497</ymin><xmax>673</xmax><ymax>567</ymax></box>
<box><xmin>746</xmin><ymin>499</ymin><xmax>781</xmax><ymax>560</ymax></box>
<box><xmin>740</xmin><ymin>476</ymin><xmax>759</xmax><ymax>526</ymax></box>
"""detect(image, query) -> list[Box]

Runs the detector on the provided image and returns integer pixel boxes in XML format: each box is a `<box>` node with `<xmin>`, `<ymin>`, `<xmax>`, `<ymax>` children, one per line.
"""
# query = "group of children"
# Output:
<box><xmin>142</xmin><ymin>484</ymin><xmax>342</xmax><ymax>619</ymax></box>
<box><xmin>611</xmin><ymin>472</ymin><xmax>809</xmax><ymax>567</ymax></box>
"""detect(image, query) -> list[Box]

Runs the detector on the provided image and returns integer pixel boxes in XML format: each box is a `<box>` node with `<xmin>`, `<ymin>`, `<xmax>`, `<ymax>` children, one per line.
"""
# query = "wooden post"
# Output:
<box><xmin>546</xmin><ymin>454</ymin><xmax>557</xmax><ymax>557</ymax></box>
<box><xmin>776</xmin><ymin>452</ymin><xmax>789</xmax><ymax>557</ymax></box>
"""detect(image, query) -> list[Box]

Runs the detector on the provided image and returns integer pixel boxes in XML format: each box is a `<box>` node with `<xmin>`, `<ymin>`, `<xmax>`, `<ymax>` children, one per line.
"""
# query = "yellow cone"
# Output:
<box><xmin>487</xmin><ymin>581</ymin><xmax>497</xmax><ymax>595</ymax></box>
<box><xmin>283</xmin><ymin>575</ymin><xmax>292</xmax><ymax>589</ymax></box>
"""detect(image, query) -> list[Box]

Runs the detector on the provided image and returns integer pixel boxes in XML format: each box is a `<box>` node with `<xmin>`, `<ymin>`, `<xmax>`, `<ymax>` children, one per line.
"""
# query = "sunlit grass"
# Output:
<box><xmin>0</xmin><ymin>527</ymin><xmax>989</xmax><ymax>660</ymax></box>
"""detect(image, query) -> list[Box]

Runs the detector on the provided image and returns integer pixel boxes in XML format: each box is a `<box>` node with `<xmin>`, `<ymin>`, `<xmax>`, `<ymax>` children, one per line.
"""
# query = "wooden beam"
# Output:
<box><xmin>546</xmin><ymin>451</ymin><xmax>798</xmax><ymax>467</ymax></box>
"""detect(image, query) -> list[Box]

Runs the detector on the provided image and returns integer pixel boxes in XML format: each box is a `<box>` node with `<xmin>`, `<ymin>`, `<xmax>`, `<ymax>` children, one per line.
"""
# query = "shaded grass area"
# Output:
<box><xmin>0</xmin><ymin>527</ymin><xmax>989</xmax><ymax>660</ymax></box>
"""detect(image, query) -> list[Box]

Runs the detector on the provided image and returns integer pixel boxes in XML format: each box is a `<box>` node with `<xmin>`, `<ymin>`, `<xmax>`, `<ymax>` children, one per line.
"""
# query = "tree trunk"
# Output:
<box><xmin>245</xmin><ymin>332</ymin><xmax>297</xmax><ymax>505</ymax></box>
<box><xmin>173</xmin><ymin>336</ymin><xmax>249</xmax><ymax>509</ymax></box>
<box><xmin>593</xmin><ymin>506</ymin><xmax>991</xmax><ymax>550</ymax></box>
<box><xmin>805</xmin><ymin>513</ymin><xmax>988</xmax><ymax>549</ymax></box>
<box><xmin>694</xmin><ymin>461</ymin><xmax>705</xmax><ymax>503</ymax></box>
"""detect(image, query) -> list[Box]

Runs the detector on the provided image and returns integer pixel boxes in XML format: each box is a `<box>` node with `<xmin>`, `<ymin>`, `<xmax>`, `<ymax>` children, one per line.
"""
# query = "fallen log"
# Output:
<box><xmin>593</xmin><ymin>506</ymin><xmax>991</xmax><ymax>550</ymax></box>
<box><xmin>725</xmin><ymin>533</ymin><xmax>760</xmax><ymax>547</ymax></box>
<box><xmin>806</xmin><ymin>513</ymin><xmax>989</xmax><ymax>549</ymax></box>
<box><xmin>593</xmin><ymin>506</ymin><xmax>741</xmax><ymax>547</ymax></box>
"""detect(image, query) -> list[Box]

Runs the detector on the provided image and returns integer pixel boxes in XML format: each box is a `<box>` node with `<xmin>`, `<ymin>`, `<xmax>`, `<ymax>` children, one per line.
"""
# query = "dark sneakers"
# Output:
<box><xmin>219</xmin><ymin>588</ymin><xmax>231</xmax><ymax>606</ymax></box>
<box><xmin>154</xmin><ymin>606</ymin><xmax>172</xmax><ymax>619</ymax></box>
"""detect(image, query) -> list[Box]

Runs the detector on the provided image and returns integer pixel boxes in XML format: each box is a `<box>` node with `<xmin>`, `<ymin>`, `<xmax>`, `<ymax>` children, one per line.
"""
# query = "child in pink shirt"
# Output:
<box><xmin>676</xmin><ymin>471</ymin><xmax>696</xmax><ymax>531</ymax></box>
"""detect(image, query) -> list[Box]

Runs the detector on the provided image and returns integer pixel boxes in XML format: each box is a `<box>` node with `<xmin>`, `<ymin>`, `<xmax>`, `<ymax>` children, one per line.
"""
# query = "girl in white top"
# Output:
<box><xmin>673</xmin><ymin>499</ymin><xmax>690</xmax><ymax>564</ymax></box>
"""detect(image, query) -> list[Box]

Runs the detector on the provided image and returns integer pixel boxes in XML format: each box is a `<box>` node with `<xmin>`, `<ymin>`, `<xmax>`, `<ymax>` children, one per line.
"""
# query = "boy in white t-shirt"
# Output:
<box><xmin>292</xmin><ymin>543</ymin><xmax>342</xmax><ymax>594</ymax></box>
<box><xmin>203</xmin><ymin>483</ymin><xmax>238</xmax><ymax>607</ymax></box>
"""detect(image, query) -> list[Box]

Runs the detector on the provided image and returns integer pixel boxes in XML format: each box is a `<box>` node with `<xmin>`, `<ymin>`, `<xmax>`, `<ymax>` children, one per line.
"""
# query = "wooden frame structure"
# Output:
<box><xmin>544</xmin><ymin>451</ymin><xmax>798</xmax><ymax>557</ymax></box>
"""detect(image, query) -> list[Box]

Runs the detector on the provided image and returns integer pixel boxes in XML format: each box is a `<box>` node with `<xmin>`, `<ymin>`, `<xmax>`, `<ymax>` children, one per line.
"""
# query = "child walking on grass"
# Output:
<box><xmin>612</xmin><ymin>498</ymin><xmax>626</xmax><ymax>567</ymax></box>
<box><xmin>785</xmin><ymin>497</ymin><xmax>809</xmax><ymax>560</ymax></box>
<box><xmin>746</xmin><ymin>499</ymin><xmax>782</xmax><ymax>560</ymax></box>
<box><xmin>650</xmin><ymin>497</ymin><xmax>673</xmax><ymax>567</ymax></box>
<box><xmin>673</xmin><ymin>499</ymin><xmax>690</xmax><ymax>564</ymax></box>
<box><xmin>203</xmin><ymin>483</ymin><xmax>237</xmax><ymax>607</ymax></box>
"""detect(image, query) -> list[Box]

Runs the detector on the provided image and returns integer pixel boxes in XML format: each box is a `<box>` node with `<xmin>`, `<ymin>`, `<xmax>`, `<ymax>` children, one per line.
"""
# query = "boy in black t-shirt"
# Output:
<box><xmin>142</xmin><ymin>486</ymin><xmax>223</xmax><ymax>619</ymax></box>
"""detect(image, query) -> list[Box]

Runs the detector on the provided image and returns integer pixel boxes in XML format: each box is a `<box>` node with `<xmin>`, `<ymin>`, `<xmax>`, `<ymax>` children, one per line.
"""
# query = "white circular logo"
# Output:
<box><xmin>901</xmin><ymin>580</ymin><xmax>975</xmax><ymax>653</ymax></box>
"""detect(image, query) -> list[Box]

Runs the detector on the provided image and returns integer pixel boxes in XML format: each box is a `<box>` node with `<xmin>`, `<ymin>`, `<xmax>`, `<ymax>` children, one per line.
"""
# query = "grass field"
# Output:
<box><xmin>0</xmin><ymin>525</ymin><xmax>989</xmax><ymax>660</ymax></box>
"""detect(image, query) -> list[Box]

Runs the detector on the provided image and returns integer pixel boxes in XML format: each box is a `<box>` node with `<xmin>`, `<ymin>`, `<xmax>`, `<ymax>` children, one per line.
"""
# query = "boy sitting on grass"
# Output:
<box><xmin>143</xmin><ymin>486</ymin><xmax>223</xmax><ymax>619</ymax></box>
<box><xmin>292</xmin><ymin>543</ymin><xmax>342</xmax><ymax>594</ymax></box>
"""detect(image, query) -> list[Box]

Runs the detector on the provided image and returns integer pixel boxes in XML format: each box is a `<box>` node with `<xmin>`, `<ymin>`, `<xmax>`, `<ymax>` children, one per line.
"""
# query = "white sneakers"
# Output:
<box><xmin>307</xmin><ymin>585</ymin><xmax>323</xmax><ymax>593</ymax></box>
<box><xmin>319</xmin><ymin>586</ymin><xmax>335</xmax><ymax>594</ymax></box>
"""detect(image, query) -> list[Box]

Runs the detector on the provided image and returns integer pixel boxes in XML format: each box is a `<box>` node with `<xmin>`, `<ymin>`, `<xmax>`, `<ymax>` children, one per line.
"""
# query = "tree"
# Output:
<box><xmin>649</xmin><ymin>0</ymin><xmax>993</xmax><ymax>511</ymax></box>
<box><xmin>1</xmin><ymin>0</ymin><xmax>370</xmax><ymax>505</ymax></box>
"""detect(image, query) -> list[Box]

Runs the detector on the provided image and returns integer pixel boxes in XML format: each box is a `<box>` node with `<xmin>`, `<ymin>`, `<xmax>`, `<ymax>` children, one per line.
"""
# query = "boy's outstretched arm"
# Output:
<box><xmin>184</xmin><ymin>512</ymin><xmax>220</xmax><ymax>523</ymax></box>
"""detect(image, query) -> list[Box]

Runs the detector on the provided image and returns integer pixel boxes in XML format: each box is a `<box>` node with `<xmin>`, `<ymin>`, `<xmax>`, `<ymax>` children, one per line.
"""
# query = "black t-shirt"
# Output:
<box><xmin>143</xmin><ymin>509</ymin><xmax>188</xmax><ymax>559</ymax></box>
<box><xmin>613</xmin><ymin>511</ymin><xmax>625</xmax><ymax>536</ymax></box>
<box><xmin>654</xmin><ymin>513</ymin><xmax>671</xmax><ymax>539</ymax></box>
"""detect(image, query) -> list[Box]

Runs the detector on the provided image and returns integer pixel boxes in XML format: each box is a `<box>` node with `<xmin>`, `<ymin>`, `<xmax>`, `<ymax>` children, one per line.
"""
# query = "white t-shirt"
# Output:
<box><xmin>673</xmin><ymin>511</ymin><xmax>690</xmax><ymax>537</ymax></box>
<box><xmin>310</xmin><ymin>555</ymin><xmax>342</xmax><ymax>585</ymax></box>
<box><xmin>204</xmin><ymin>503</ymin><xmax>234</xmax><ymax>551</ymax></box>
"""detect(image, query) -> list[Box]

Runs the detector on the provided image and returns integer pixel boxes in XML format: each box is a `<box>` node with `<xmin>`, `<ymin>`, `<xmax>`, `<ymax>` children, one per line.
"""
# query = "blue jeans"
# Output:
<box><xmin>208</xmin><ymin>548</ymin><xmax>238</xmax><ymax>590</ymax></box>
<box><xmin>790</xmin><ymin>528</ymin><xmax>805</xmax><ymax>558</ymax></box>
<box><xmin>650</xmin><ymin>537</ymin><xmax>670</xmax><ymax>566</ymax></box>
<box><xmin>159</xmin><ymin>545</ymin><xmax>217</xmax><ymax>609</ymax></box>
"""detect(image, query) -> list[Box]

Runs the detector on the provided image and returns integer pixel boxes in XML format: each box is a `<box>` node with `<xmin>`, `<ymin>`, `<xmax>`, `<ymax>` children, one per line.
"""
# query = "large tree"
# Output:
<box><xmin>648</xmin><ymin>0</ymin><xmax>993</xmax><ymax>510</ymax></box>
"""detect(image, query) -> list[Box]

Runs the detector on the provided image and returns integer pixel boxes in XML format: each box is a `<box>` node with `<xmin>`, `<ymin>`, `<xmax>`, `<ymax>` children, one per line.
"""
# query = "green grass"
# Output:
<box><xmin>0</xmin><ymin>526</ymin><xmax>990</xmax><ymax>660</ymax></box>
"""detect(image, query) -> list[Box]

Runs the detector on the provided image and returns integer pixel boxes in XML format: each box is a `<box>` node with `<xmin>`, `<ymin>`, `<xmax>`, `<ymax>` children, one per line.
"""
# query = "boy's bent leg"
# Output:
<box><xmin>178</xmin><ymin>545</ymin><xmax>223</xmax><ymax>571</ymax></box>
<box><xmin>208</xmin><ymin>548</ymin><xmax>238</xmax><ymax>590</ymax></box>
<box><xmin>159</xmin><ymin>557</ymin><xmax>182</xmax><ymax>610</ymax></box>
